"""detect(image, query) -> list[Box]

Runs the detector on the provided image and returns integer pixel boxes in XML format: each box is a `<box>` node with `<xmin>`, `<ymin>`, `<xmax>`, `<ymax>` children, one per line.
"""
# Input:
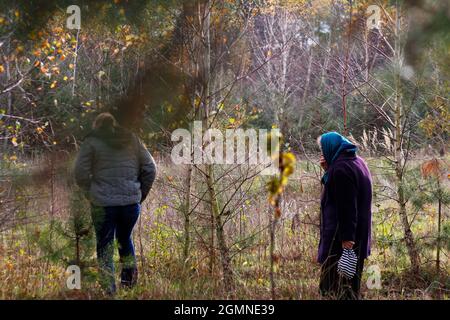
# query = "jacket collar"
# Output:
<box><xmin>332</xmin><ymin>151</ymin><xmax>357</xmax><ymax>165</ymax></box>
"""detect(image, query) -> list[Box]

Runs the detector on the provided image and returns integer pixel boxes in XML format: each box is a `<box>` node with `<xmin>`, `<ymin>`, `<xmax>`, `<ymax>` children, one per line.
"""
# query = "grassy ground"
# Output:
<box><xmin>0</xmin><ymin>156</ymin><xmax>448</xmax><ymax>299</ymax></box>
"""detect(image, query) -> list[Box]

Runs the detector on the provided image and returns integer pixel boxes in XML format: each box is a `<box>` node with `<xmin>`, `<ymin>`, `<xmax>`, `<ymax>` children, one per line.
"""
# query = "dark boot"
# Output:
<box><xmin>120</xmin><ymin>267</ymin><xmax>138</xmax><ymax>288</ymax></box>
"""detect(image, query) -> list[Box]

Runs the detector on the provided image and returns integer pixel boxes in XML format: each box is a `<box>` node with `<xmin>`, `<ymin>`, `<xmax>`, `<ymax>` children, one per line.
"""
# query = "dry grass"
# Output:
<box><xmin>0</xmin><ymin>155</ymin><xmax>448</xmax><ymax>300</ymax></box>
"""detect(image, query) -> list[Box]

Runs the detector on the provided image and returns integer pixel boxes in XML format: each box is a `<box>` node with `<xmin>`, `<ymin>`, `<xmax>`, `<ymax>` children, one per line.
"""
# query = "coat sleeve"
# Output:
<box><xmin>136</xmin><ymin>138</ymin><xmax>157</xmax><ymax>203</ymax></box>
<box><xmin>332</xmin><ymin>168</ymin><xmax>358</xmax><ymax>242</ymax></box>
<box><xmin>74</xmin><ymin>139</ymin><xmax>94</xmax><ymax>192</ymax></box>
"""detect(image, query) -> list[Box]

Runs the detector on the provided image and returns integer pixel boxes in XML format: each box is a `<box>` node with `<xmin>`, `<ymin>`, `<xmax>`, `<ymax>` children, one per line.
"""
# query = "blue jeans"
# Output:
<box><xmin>91</xmin><ymin>203</ymin><xmax>140</xmax><ymax>294</ymax></box>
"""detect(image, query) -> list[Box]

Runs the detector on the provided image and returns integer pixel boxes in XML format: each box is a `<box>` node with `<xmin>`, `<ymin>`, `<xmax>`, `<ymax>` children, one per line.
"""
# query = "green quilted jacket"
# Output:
<box><xmin>74</xmin><ymin>127</ymin><xmax>156</xmax><ymax>206</ymax></box>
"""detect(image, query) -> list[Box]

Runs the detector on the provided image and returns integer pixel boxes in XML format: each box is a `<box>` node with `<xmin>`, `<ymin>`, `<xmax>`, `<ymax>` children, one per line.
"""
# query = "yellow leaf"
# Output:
<box><xmin>50</xmin><ymin>81</ymin><xmax>57</xmax><ymax>89</ymax></box>
<box><xmin>194</xmin><ymin>97</ymin><xmax>201</xmax><ymax>108</ymax></box>
<box><xmin>283</xmin><ymin>165</ymin><xmax>294</xmax><ymax>176</ymax></box>
<box><xmin>0</xmin><ymin>65</ymin><xmax>4</xmax><ymax>73</ymax></box>
<box><xmin>282</xmin><ymin>152</ymin><xmax>296</xmax><ymax>167</ymax></box>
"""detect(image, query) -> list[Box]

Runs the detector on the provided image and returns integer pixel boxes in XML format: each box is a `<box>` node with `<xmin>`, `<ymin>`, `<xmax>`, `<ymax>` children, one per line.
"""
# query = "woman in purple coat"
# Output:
<box><xmin>317</xmin><ymin>132</ymin><xmax>372</xmax><ymax>299</ymax></box>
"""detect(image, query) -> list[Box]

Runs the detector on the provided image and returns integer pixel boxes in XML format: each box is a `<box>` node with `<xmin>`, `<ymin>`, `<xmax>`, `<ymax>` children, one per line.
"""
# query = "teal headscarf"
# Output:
<box><xmin>320</xmin><ymin>132</ymin><xmax>357</xmax><ymax>184</ymax></box>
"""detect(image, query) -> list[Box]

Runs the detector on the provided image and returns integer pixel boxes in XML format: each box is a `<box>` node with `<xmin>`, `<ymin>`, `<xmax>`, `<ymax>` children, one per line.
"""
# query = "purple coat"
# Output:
<box><xmin>317</xmin><ymin>153</ymin><xmax>372</xmax><ymax>264</ymax></box>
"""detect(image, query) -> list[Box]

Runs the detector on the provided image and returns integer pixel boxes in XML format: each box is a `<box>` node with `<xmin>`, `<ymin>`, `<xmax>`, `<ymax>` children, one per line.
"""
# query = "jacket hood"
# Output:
<box><xmin>87</xmin><ymin>126</ymin><xmax>134</xmax><ymax>149</ymax></box>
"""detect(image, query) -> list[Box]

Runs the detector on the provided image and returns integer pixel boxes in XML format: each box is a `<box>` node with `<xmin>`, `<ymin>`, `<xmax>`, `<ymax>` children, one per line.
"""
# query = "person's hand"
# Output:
<box><xmin>342</xmin><ymin>241</ymin><xmax>355</xmax><ymax>249</ymax></box>
<box><xmin>319</xmin><ymin>155</ymin><xmax>328</xmax><ymax>171</ymax></box>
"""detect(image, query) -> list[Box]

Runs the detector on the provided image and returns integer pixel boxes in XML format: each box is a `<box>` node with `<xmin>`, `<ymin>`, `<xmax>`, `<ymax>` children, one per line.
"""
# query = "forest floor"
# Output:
<box><xmin>0</xmin><ymin>156</ymin><xmax>448</xmax><ymax>300</ymax></box>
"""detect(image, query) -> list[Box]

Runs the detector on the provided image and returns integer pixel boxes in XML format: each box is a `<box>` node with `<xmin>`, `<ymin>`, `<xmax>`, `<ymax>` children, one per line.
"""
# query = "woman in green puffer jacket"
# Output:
<box><xmin>74</xmin><ymin>112</ymin><xmax>156</xmax><ymax>295</ymax></box>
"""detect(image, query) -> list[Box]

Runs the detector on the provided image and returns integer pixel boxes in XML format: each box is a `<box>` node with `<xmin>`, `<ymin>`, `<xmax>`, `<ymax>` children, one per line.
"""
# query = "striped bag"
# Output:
<box><xmin>337</xmin><ymin>248</ymin><xmax>358</xmax><ymax>279</ymax></box>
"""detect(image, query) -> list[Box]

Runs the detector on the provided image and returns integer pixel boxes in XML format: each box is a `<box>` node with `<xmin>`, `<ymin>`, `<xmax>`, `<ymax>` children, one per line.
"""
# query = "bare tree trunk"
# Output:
<box><xmin>393</xmin><ymin>1</ymin><xmax>420</xmax><ymax>274</ymax></box>
<box><xmin>138</xmin><ymin>208</ymin><xmax>146</xmax><ymax>284</ymax></box>
<box><xmin>206</xmin><ymin>165</ymin><xmax>234</xmax><ymax>293</ymax></box>
<box><xmin>269</xmin><ymin>205</ymin><xmax>281</xmax><ymax>299</ymax></box>
<box><xmin>436</xmin><ymin>179</ymin><xmax>442</xmax><ymax>274</ymax></box>
<box><xmin>269</xmin><ymin>143</ymin><xmax>284</xmax><ymax>299</ymax></box>
<box><xmin>75</xmin><ymin>235</ymin><xmax>80</xmax><ymax>266</ymax></box>
<box><xmin>189</xmin><ymin>0</ymin><xmax>234</xmax><ymax>292</ymax></box>
<box><xmin>182</xmin><ymin>165</ymin><xmax>193</xmax><ymax>265</ymax></box>
<box><xmin>4</xmin><ymin>38</ymin><xmax>12</xmax><ymax>150</ymax></box>
<box><xmin>395</xmin><ymin>168</ymin><xmax>420</xmax><ymax>273</ymax></box>
<box><xmin>341</xmin><ymin>0</ymin><xmax>354</xmax><ymax>135</ymax></box>
<box><xmin>269</xmin><ymin>211</ymin><xmax>276</xmax><ymax>299</ymax></box>
<box><xmin>72</xmin><ymin>28</ymin><xmax>80</xmax><ymax>96</ymax></box>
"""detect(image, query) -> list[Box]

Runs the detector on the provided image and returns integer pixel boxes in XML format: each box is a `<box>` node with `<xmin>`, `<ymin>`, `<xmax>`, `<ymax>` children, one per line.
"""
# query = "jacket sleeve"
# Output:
<box><xmin>136</xmin><ymin>138</ymin><xmax>157</xmax><ymax>203</ymax></box>
<box><xmin>332</xmin><ymin>168</ymin><xmax>358</xmax><ymax>242</ymax></box>
<box><xmin>74</xmin><ymin>139</ymin><xmax>94</xmax><ymax>192</ymax></box>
